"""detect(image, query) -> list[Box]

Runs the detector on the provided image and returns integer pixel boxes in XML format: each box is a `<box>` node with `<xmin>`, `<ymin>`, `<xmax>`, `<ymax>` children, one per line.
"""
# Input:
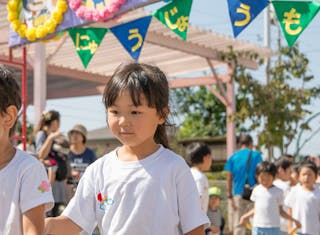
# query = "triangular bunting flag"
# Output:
<box><xmin>110</xmin><ymin>16</ymin><xmax>152</xmax><ymax>61</ymax></box>
<box><xmin>68</xmin><ymin>28</ymin><xmax>108</xmax><ymax>68</ymax></box>
<box><xmin>152</xmin><ymin>0</ymin><xmax>193</xmax><ymax>40</ymax></box>
<box><xmin>227</xmin><ymin>0</ymin><xmax>269</xmax><ymax>37</ymax></box>
<box><xmin>272</xmin><ymin>1</ymin><xmax>320</xmax><ymax>47</ymax></box>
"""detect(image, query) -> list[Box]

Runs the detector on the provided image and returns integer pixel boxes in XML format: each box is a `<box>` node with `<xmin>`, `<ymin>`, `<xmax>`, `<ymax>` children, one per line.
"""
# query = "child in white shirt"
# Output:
<box><xmin>285</xmin><ymin>161</ymin><xmax>320</xmax><ymax>235</ymax></box>
<box><xmin>185</xmin><ymin>142</ymin><xmax>212</xmax><ymax>213</ymax></box>
<box><xmin>240</xmin><ymin>161</ymin><xmax>300</xmax><ymax>235</ymax></box>
<box><xmin>44</xmin><ymin>62</ymin><xmax>209</xmax><ymax>235</ymax></box>
<box><xmin>0</xmin><ymin>64</ymin><xmax>54</xmax><ymax>235</ymax></box>
<box><xmin>273</xmin><ymin>157</ymin><xmax>293</xmax><ymax>234</ymax></box>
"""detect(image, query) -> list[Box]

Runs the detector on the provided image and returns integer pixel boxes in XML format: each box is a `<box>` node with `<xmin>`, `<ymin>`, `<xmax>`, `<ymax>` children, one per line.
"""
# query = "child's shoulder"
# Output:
<box><xmin>15</xmin><ymin>149</ymin><xmax>42</xmax><ymax>166</ymax></box>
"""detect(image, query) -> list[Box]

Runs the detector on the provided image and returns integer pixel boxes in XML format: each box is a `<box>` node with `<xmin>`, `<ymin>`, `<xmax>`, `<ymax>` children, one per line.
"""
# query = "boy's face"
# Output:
<box><xmin>257</xmin><ymin>172</ymin><xmax>274</xmax><ymax>188</ymax></box>
<box><xmin>209</xmin><ymin>195</ymin><xmax>221</xmax><ymax>209</ymax></box>
<box><xmin>279</xmin><ymin>167</ymin><xmax>292</xmax><ymax>181</ymax></box>
<box><xmin>299</xmin><ymin>167</ymin><xmax>316</xmax><ymax>189</ymax></box>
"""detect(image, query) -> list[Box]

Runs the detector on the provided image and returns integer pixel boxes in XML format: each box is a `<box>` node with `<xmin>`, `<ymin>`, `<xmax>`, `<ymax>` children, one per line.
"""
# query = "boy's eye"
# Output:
<box><xmin>109</xmin><ymin>110</ymin><xmax>118</xmax><ymax>114</ymax></box>
<box><xmin>131</xmin><ymin>111</ymin><xmax>141</xmax><ymax>115</ymax></box>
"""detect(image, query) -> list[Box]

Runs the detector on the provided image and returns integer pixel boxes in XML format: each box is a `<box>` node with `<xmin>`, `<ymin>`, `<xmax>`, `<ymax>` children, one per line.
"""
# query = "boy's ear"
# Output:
<box><xmin>3</xmin><ymin>105</ymin><xmax>18</xmax><ymax>129</ymax></box>
<box><xmin>158</xmin><ymin>107</ymin><xmax>169</xmax><ymax>125</ymax></box>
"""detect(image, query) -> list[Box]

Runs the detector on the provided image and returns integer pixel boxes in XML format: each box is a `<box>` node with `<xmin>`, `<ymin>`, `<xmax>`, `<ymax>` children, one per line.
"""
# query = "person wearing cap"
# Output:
<box><xmin>207</xmin><ymin>187</ymin><xmax>224</xmax><ymax>235</ymax></box>
<box><xmin>68</xmin><ymin>124</ymin><xmax>97</xmax><ymax>185</ymax></box>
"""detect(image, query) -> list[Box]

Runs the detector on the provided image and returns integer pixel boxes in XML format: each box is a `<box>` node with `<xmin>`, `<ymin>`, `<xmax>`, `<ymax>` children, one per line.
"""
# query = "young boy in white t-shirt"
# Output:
<box><xmin>0</xmin><ymin>64</ymin><xmax>54</xmax><ymax>235</ymax></box>
<box><xmin>273</xmin><ymin>157</ymin><xmax>293</xmax><ymax>235</ymax></box>
<box><xmin>239</xmin><ymin>161</ymin><xmax>300</xmax><ymax>235</ymax></box>
<box><xmin>185</xmin><ymin>142</ymin><xmax>212</xmax><ymax>213</ymax></box>
<box><xmin>285</xmin><ymin>161</ymin><xmax>320</xmax><ymax>235</ymax></box>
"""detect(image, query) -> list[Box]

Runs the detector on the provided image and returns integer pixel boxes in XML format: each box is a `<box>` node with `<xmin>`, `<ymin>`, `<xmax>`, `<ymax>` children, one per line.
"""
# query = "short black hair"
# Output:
<box><xmin>238</xmin><ymin>134</ymin><xmax>253</xmax><ymax>146</ymax></box>
<box><xmin>274</xmin><ymin>157</ymin><xmax>293</xmax><ymax>171</ymax></box>
<box><xmin>291</xmin><ymin>164</ymin><xmax>299</xmax><ymax>174</ymax></box>
<box><xmin>185</xmin><ymin>142</ymin><xmax>211</xmax><ymax>166</ymax></box>
<box><xmin>0</xmin><ymin>64</ymin><xmax>21</xmax><ymax>114</ymax></box>
<box><xmin>256</xmin><ymin>161</ymin><xmax>277</xmax><ymax>177</ymax></box>
<box><xmin>298</xmin><ymin>161</ymin><xmax>318</xmax><ymax>176</ymax></box>
<box><xmin>0</xmin><ymin>64</ymin><xmax>21</xmax><ymax>136</ymax></box>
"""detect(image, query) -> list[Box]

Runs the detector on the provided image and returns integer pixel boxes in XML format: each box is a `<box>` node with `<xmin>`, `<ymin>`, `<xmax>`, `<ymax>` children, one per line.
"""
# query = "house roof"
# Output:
<box><xmin>0</xmin><ymin>4</ymin><xmax>274</xmax><ymax>101</ymax></box>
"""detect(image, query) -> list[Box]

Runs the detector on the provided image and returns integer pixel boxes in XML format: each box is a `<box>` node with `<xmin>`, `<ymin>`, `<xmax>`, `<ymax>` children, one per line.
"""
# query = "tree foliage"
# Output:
<box><xmin>172</xmin><ymin>45</ymin><xmax>320</xmax><ymax>158</ymax></box>
<box><xmin>172</xmin><ymin>86</ymin><xmax>226</xmax><ymax>138</ymax></box>
<box><xmin>222</xmin><ymin>45</ymin><xmax>320</xmax><ymax>156</ymax></box>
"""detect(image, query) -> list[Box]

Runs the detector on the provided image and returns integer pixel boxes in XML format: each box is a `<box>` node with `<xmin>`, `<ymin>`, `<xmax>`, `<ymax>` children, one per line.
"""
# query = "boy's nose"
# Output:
<box><xmin>119</xmin><ymin>116</ymin><xmax>130</xmax><ymax>126</ymax></box>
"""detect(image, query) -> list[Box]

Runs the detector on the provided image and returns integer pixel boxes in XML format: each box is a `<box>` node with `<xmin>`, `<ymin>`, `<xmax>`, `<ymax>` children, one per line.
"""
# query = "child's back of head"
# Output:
<box><xmin>0</xmin><ymin>65</ymin><xmax>21</xmax><ymax>113</ymax></box>
<box><xmin>185</xmin><ymin>142</ymin><xmax>211</xmax><ymax>166</ymax></box>
<box><xmin>0</xmin><ymin>64</ymin><xmax>21</xmax><ymax>136</ymax></box>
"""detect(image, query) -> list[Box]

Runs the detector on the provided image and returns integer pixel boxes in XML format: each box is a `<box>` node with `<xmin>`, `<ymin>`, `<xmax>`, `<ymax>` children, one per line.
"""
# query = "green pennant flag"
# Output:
<box><xmin>272</xmin><ymin>1</ymin><xmax>320</xmax><ymax>47</ymax></box>
<box><xmin>152</xmin><ymin>0</ymin><xmax>193</xmax><ymax>40</ymax></box>
<box><xmin>68</xmin><ymin>28</ymin><xmax>108</xmax><ymax>68</ymax></box>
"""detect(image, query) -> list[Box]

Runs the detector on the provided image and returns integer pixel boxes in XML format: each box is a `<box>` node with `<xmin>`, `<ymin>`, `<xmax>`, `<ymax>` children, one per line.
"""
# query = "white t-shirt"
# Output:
<box><xmin>63</xmin><ymin>146</ymin><xmax>209</xmax><ymax>235</ymax></box>
<box><xmin>250</xmin><ymin>184</ymin><xmax>283</xmax><ymax>228</ymax></box>
<box><xmin>285</xmin><ymin>184</ymin><xmax>320</xmax><ymax>235</ymax></box>
<box><xmin>0</xmin><ymin>149</ymin><xmax>54</xmax><ymax>235</ymax></box>
<box><xmin>273</xmin><ymin>179</ymin><xmax>291</xmax><ymax>232</ymax></box>
<box><xmin>190</xmin><ymin>168</ymin><xmax>209</xmax><ymax>213</ymax></box>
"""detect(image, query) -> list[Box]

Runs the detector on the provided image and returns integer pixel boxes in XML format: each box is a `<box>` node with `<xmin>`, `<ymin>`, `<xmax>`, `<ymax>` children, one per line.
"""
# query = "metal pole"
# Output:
<box><xmin>22</xmin><ymin>47</ymin><xmax>27</xmax><ymax>150</ymax></box>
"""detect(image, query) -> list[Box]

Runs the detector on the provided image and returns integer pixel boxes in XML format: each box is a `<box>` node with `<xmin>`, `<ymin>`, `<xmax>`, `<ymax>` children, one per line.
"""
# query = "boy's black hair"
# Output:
<box><xmin>0</xmin><ymin>64</ymin><xmax>21</xmax><ymax>114</ymax></box>
<box><xmin>185</xmin><ymin>142</ymin><xmax>211</xmax><ymax>166</ymax></box>
<box><xmin>298</xmin><ymin>161</ymin><xmax>318</xmax><ymax>176</ymax></box>
<box><xmin>282</xmin><ymin>153</ymin><xmax>295</xmax><ymax>162</ymax></box>
<box><xmin>238</xmin><ymin>134</ymin><xmax>253</xmax><ymax>147</ymax></box>
<box><xmin>256</xmin><ymin>161</ymin><xmax>277</xmax><ymax>177</ymax></box>
<box><xmin>274</xmin><ymin>157</ymin><xmax>293</xmax><ymax>171</ymax></box>
<box><xmin>291</xmin><ymin>164</ymin><xmax>299</xmax><ymax>174</ymax></box>
<box><xmin>0</xmin><ymin>64</ymin><xmax>21</xmax><ymax>136</ymax></box>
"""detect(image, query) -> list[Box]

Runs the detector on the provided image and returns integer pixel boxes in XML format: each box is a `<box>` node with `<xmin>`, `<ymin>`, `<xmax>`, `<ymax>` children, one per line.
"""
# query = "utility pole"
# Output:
<box><xmin>264</xmin><ymin>5</ymin><xmax>273</xmax><ymax>160</ymax></box>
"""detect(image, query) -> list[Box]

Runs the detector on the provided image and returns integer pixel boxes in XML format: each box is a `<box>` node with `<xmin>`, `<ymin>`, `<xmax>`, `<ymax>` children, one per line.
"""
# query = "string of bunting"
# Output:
<box><xmin>6</xmin><ymin>0</ymin><xmax>320</xmax><ymax>67</ymax></box>
<box><xmin>68</xmin><ymin>0</ymin><xmax>193</xmax><ymax>68</ymax></box>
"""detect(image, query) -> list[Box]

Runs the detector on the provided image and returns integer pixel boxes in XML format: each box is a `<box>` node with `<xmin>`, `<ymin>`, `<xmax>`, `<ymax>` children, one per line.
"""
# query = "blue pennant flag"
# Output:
<box><xmin>227</xmin><ymin>0</ymin><xmax>269</xmax><ymax>37</ymax></box>
<box><xmin>110</xmin><ymin>16</ymin><xmax>152</xmax><ymax>61</ymax></box>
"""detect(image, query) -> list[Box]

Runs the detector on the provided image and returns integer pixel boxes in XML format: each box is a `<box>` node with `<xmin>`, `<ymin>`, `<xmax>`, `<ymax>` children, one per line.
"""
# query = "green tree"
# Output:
<box><xmin>223</xmin><ymin>45</ymin><xmax>320</xmax><ymax>158</ymax></box>
<box><xmin>172</xmin><ymin>86</ymin><xmax>226</xmax><ymax>138</ymax></box>
<box><xmin>172</xmin><ymin>45</ymin><xmax>320</xmax><ymax>159</ymax></box>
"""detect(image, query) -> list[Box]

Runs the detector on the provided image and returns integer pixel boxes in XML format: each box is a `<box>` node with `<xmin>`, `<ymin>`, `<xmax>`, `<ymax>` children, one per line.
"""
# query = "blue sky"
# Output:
<box><xmin>26</xmin><ymin>0</ymin><xmax>320</xmax><ymax>157</ymax></box>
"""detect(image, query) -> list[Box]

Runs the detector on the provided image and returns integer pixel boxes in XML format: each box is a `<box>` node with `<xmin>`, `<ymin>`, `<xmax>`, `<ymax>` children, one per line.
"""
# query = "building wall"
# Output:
<box><xmin>87</xmin><ymin>139</ymin><xmax>121</xmax><ymax>157</ymax></box>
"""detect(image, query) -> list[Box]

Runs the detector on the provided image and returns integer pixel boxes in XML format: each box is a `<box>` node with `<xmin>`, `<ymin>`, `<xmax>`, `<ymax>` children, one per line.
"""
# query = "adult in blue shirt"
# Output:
<box><xmin>67</xmin><ymin>124</ymin><xmax>96</xmax><ymax>199</ymax></box>
<box><xmin>224</xmin><ymin>134</ymin><xmax>262</xmax><ymax>235</ymax></box>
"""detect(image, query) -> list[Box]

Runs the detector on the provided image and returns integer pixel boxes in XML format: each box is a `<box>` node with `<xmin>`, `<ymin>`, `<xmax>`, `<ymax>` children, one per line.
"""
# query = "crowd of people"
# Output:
<box><xmin>1</xmin><ymin>62</ymin><xmax>320</xmax><ymax>235</ymax></box>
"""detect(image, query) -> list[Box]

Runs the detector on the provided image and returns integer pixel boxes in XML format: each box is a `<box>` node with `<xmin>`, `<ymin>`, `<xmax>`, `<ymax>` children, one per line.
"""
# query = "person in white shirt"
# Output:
<box><xmin>285</xmin><ymin>161</ymin><xmax>320</xmax><ymax>235</ymax></box>
<box><xmin>240</xmin><ymin>161</ymin><xmax>300</xmax><ymax>235</ymax></box>
<box><xmin>44</xmin><ymin>62</ymin><xmax>209</xmax><ymax>235</ymax></box>
<box><xmin>273</xmin><ymin>157</ymin><xmax>293</xmax><ymax>235</ymax></box>
<box><xmin>0</xmin><ymin>64</ymin><xmax>54</xmax><ymax>235</ymax></box>
<box><xmin>185</xmin><ymin>142</ymin><xmax>212</xmax><ymax>213</ymax></box>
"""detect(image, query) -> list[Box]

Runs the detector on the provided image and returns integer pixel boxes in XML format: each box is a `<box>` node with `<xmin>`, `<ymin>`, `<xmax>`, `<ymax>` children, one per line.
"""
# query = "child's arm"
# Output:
<box><xmin>279</xmin><ymin>206</ymin><xmax>301</xmax><ymax>229</ymax></box>
<box><xmin>45</xmin><ymin>216</ymin><xmax>82</xmax><ymax>235</ymax></box>
<box><xmin>184</xmin><ymin>225</ymin><xmax>205</xmax><ymax>235</ymax></box>
<box><xmin>239</xmin><ymin>208</ymin><xmax>254</xmax><ymax>226</ymax></box>
<box><xmin>22</xmin><ymin>204</ymin><xmax>45</xmax><ymax>235</ymax></box>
